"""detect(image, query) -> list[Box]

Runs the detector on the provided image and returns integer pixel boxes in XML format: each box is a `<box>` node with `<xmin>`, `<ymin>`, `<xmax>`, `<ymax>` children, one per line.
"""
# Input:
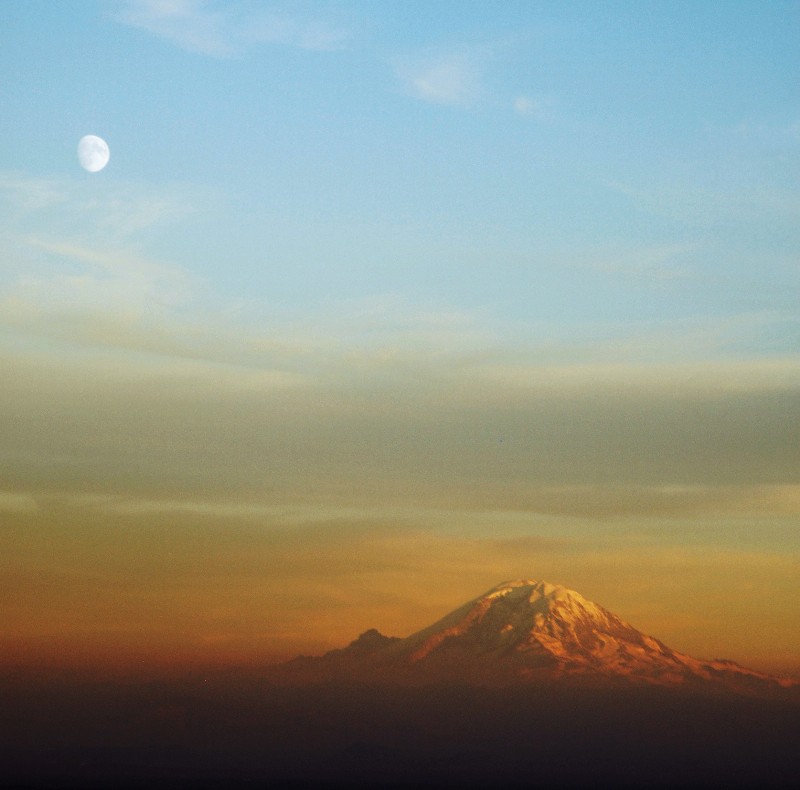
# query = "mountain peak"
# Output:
<box><xmin>346</xmin><ymin>629</ymin><xmax>398</xmax><ymax>653</ymax></box>
<box><xmin>482</xmin><ymin>579</ymin><xmax>589</xmax><ymax>604</ymax></box>
<box><xmin>402</xmin><ymin>578</ymin><xmax>625</xmax><ymax>666</ymax></box>
<box><xmin>273</xmin><ymin>579</ymin><xmax>797</xmax><ymax>696</ymax></box>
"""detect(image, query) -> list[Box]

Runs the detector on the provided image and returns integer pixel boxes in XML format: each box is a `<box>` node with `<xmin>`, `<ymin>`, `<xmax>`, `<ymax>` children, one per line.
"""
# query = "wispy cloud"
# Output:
<box><xmin>513</xmin><ymin>95</ymin><xmax>555</xmax><ymax>122</ymax></box>
<box><xmin>0</xmin><ymin>172</ymin><xmax>208</xmax><ymax>363</ymax></box>
<box><xmin>0</xmin><ymin>491</ymin><xmax>38</xmax><ymax>514</ymax></box>
<box><xmin>395</xmin><ymin>43</ymin><xmax>554</xmax><ymax>114</ymax></box>
<box><xmin>5</xmin><ymin>237</ymin><xmax>195</xmax><ymax>318</ymax></box>
<box><xmin>394</xmin><ymin>50</ymin><xmax>482</xmax><ymax>106</ymax></box>
<box><xmin>0</xmin><ymin>173</ymin><xmax>69</xmax><ymax>212</ymax></box>
<box><xmin>609</xmin><ymin>178</ymin><xmax>800</xmax><ymax>229</ymax></box>
<box><xmin>0</xmin><ymin>176</ymin><xmax>490</xmax><ymax>373</ymax></box>
<box><xmin>0</xmin><ymin>173</ymin><xmax>211</xmax><ymax>361</ymax></box>
<box><xmin>708</xmin><ymin>116</ymin><xmax>800</xmax><ymax>149</ymax></box>
<box><xmin>588</xmin><ymin>242</ymin><xmax>697</xmax><ymax>282</ymax></box>
<box><xmin>0</xmin><ymin>172</ymin><xmax>196</xmax><ymax>243</ymax></box>
<box><xmin>117</xmin><ymin>0</ymin><xmax>350</xmax><ymax>57</ymax></box>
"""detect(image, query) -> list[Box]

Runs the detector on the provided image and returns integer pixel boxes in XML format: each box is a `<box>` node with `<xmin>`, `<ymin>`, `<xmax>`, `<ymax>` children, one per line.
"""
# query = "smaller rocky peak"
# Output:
<box><xmin>346</xmin><ymin>628</ymin><xmax>399</xmax><ymax>653</ymax></box>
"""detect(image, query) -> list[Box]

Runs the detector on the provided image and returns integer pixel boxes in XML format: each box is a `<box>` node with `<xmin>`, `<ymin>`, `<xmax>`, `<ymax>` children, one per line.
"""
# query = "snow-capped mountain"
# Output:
<box><xmin>274</xmin><ymin>580</ymin><xmax>797</xmax><ymax>695</ymax></box>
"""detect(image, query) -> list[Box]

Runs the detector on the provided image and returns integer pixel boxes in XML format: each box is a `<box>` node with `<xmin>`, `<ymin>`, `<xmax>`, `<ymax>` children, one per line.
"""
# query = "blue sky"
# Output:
<box><xmin>2</xmin><ymin>0</ymin><xmax>798</xmax><ymax>344</ymax></box>
<box><xmin>1</xmin><ymin>2</ymin><xmax>799</xmax><ymax>673</ymax></box>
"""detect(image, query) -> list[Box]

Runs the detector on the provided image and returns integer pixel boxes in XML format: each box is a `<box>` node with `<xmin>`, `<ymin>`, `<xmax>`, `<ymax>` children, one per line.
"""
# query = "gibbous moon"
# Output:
<box><xmin>77</xmin><ymin>135</ymin><xmax>110</xmax><ymax>173</ymax></box>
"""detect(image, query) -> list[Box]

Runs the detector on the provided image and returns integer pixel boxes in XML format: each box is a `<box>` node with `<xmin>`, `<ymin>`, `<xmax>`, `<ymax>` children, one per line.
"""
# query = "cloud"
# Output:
<box><xmin>47</xmin><ymin>485</ymin><xmax>800</xmax><ymax>531</ymax></box>
<box><xmin>2</xmin><ymin>238</ymin><xmax>196</xmax><ymax>331</ymax></box>
<box><xmin>120</xmin><ymin>0</ymin><xmax>230</xmax><ymax>56</ymax></box>
<box><xmin>587</xmin><ymin>242</ymin><xmax>697</xmax><ymax>282</ymax></box>
<box><xmin>3</xmin><ymin>330</ymin><xmax>799</xmax><ymax>508</ymax></box>
<box><xmin>513</xmin><ymin>95</ymin><xmax>554</xmax><ymax>122</ymax></box>
<box><xmin>0</xmin><ymin>491</ymin><xmax>38</xmax><ymax>514</ymax></box>
<box><xmin>708</xmin><ymin>117</ymin><xmax>800</xmax><ymax>149</ymax></box>
<box><xmin>609</xmin><ymin>178</ymin><xmax>800</xmax><ymax>230</ymax></box>
<box><xmin>0</xmin><ymin>172</ymin><xmax>196</xmax><ymax>243</ymax></box>
<box><xmin>394</xmin><ymin>51</ymin><xmax>481</xmax><ymax>106</ymax></box>
<box><xmin>0</xmin><ymin>173</ymin><xmax>69</xmax><ymax>212</ymax></box>
<box><xmin>1</xmin><ymin>173</ymin><xmax>797</xmax><ymax>394</ymax></box>
<box><xmin>0</xmin><ymin>172</ymin><xmax>217</xmax><ymax>363</ymax></box>
<box><xmin>118</xmin><ymin>0</ymin><xmax>350</xmax><ymax>57</ymax></box>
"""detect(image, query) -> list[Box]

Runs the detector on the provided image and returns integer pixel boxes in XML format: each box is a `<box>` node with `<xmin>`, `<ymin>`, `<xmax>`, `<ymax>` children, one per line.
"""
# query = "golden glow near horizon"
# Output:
<box><xmin>2</xmin><ymin>345</ymin><xmax>799</xmax><ymax>678</ymax></box>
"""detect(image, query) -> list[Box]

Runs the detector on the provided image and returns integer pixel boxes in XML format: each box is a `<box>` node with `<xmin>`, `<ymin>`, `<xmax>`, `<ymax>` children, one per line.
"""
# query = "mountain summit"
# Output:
<box><xmin>276</xmin><ymin>579</ymin><xmax>796</xmax><ymax>695</ymax></box>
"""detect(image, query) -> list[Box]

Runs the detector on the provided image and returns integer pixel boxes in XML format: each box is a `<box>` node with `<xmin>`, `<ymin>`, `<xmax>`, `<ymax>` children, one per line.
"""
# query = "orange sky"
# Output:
<box><xmin>2</xmin><ymin>349</ymin><xmax>799</xmax><ymax>679</ymax></box>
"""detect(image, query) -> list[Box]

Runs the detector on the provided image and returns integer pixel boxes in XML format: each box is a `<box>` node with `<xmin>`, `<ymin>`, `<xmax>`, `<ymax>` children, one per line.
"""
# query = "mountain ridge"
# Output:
<box><xmin>272</xmin><ymin>579</ymin><xmax>797</xmax><ymax>697</ymax></box>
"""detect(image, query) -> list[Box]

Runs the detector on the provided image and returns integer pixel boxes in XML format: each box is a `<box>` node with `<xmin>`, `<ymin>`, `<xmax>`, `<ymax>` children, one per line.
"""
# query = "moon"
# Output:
<box><xmin>77</xmin><ymin>135</ymin><xmax>110</xmax><ymax>173</ymax></box>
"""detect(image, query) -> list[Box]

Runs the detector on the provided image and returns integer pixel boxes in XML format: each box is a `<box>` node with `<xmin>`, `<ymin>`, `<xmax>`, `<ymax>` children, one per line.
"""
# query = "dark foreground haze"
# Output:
<box><xmin>3</xmin><ymin>670</ymin><xmax>798</xmax><ymax>789</ymax></box>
